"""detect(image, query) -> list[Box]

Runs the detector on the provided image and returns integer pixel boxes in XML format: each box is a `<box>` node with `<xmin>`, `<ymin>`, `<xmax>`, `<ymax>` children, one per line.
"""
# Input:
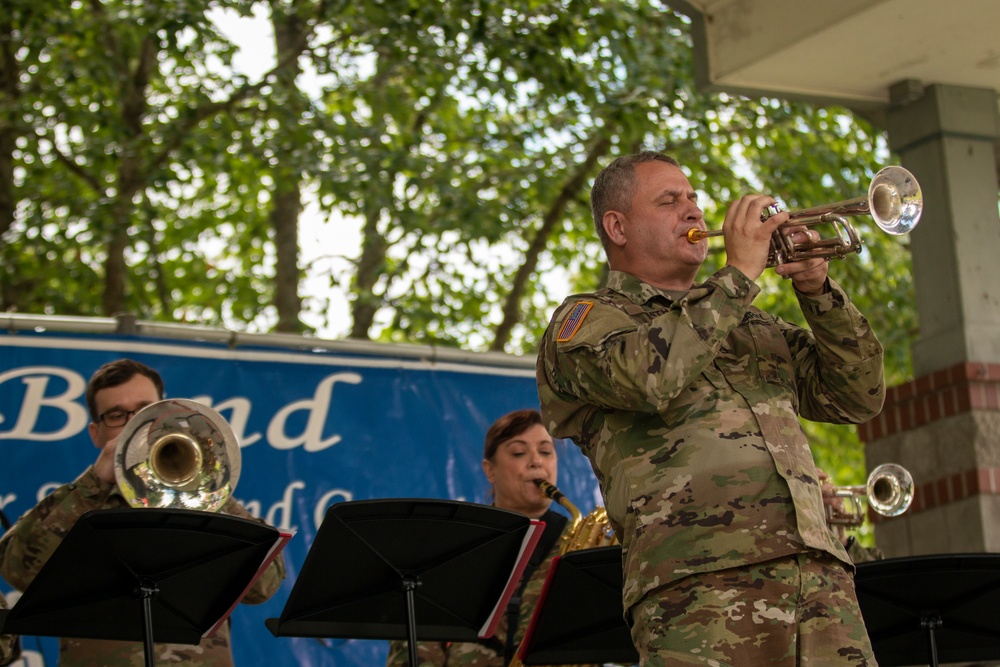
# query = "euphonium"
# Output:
<box><xmin>534</xmin><ymin>479</ymin><xmax>618</xmax><ymax>554</ymax></box>
<box><xmin>114</xmin><ymin>399</ymin><xmax>241</xmax><ymax>512</ymax></box>
<box><xmin>825</xmin><ymin>463</ymin><xmax>914</xmax><ymax>526</ymax></box>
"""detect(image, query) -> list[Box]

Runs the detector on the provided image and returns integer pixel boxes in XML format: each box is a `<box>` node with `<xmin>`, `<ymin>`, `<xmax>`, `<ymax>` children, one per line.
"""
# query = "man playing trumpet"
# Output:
<box><xmin>537</xmin><ymin>152</ymin><xmax>886</xmax><ymax>666</ymax></box>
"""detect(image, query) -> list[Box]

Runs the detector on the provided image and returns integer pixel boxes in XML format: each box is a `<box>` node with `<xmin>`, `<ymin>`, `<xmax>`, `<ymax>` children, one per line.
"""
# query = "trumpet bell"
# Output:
<box><xmin>828</xmin><ymin>462</ymin><xmax>914</xmax><ymax>526</ymax></box>
<box><xmin>868</xmin><ymin>166</ymin><xmax>922</xmax><ymax>235</ymax></box>
<box><xmin>114</xmin><ymin>399</ymin><xmax>241</xmax><ymax>512</ymax></box>
<box><xmin>867</xmin><ymin>462</ymin><xmax>914</xmax><ymax>517</ymax></box>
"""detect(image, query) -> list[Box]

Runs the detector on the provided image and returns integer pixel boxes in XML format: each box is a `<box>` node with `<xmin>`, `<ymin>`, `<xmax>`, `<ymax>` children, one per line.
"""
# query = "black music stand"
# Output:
<box><xmin>855</xmin><ymin>553</ymin><xmax>1000</xmax><ymax>667</ymax></box>
<box><xmin>516</xmin><ymin>545</ymin><xmax>638</xmax><ymax>666</ymax></box>
<box><xmin>0</xmin><ymin>508</ymin><xmax>285</xmax><ymax>667</ymax></box>
<box><xmin>266</xmin><ymin>499</ymin><xmax>541</xmax><ymax>667</ymax></box>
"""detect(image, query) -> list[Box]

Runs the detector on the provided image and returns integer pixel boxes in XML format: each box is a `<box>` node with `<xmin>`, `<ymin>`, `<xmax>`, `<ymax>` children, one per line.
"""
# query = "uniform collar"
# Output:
<box><xmin>605</xmin><ymin>270</ymin><xmax>691</xmax><ymax>305</ymax></box>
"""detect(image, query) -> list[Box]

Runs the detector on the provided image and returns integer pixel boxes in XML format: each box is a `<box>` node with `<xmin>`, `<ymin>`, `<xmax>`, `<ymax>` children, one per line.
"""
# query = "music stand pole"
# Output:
<box><xmin>403</xmin><ymin>575</ymin><xmax>420</xmax><ymax>667</ymax></box>
<box><xmin>922</xmin><ymin>616</ymin><xmax>942</xmax><ymax>667</ymax></box>
<box><xmin>136</xmin><ymin>579</ymin><xmax>159</xmax><ymax>667</ymax></box>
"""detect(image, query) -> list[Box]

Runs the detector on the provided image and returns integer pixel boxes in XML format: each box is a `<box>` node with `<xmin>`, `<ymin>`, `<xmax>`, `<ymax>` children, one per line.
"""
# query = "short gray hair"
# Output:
<box><xmin>591</xmin><ymin>152</ymin><xmax>680</xmax><ymax>251</ymax></box>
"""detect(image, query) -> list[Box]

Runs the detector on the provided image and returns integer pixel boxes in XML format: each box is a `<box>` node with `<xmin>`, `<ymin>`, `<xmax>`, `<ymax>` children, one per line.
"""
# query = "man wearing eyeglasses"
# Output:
<box><xmin>0</xmin><ymin>358</ymin><xmax>286</xmax><ymax>666</ymax></box>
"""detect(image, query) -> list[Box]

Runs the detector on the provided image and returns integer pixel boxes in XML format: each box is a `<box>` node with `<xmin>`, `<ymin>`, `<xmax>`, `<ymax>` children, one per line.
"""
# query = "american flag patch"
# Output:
<box><xmin>556</xmin><ymin>301</ymin><xmax>594</xmax><ymax>342</ymax></box>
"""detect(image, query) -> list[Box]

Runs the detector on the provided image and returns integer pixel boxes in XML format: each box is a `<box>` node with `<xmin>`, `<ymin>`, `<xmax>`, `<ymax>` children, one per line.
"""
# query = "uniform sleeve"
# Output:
<box><xmin>783</xmin><ymin>277</ymin><xmax>885</xmax><ymax>423</ymax></box>
<box><xmin>846</xmin><ymin>536</ymin><xmax>884</xmax><ymax>563</ymax></box>
<box><xmin>0</xmin><ymin>466</ymin><xmax>116</xmax><ymax>592</ymax></box>
<box><xmin>539</xmin><ymin>266</ymin><xmax>758</xmax><ymax>416</ymax></box>
<box><xmin>385</xmin><ymin>640</ymin><xmax>451</xmax><ymax>667</ymax></box>
<box><xmin>0</xmin><ymin>592</ymin><xmax>19</xmax><ymax>666</ymax></box>
<box><xmin>219</xmin><ymin>499</ymin><xmax>287</xmax><ymax>604</ymax></box>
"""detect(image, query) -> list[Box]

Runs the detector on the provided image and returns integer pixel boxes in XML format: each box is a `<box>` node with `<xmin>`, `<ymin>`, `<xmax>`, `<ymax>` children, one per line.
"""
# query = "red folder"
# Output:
<box><xmin>478</xmin><ymin>519</ymin><xmax>544</xmax><ymax>638</ymax></box>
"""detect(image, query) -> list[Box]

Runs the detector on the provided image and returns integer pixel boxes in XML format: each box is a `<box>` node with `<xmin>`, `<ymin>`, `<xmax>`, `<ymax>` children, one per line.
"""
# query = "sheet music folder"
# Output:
<box><xmin>0</xmin><ymin>508</ymin><xmax>286</xmax><ymax>645</ymax></box>
<box><xmin>266</xmin><ymin>498</ymin><xmax>542</xmax><ymax>642</ymax></box>
<box><xmin>517</xmin><ymin>545</ymin><xmax>638</xmax><ymax>665</ymax></box>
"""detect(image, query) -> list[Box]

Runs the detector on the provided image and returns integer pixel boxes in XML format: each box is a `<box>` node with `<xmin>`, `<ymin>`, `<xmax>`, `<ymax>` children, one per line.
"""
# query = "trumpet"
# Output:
<box><xmin>825</xmin><ymin>463</ymin><xmax>914</xmax><ymax>526</ymax></box>
<box><xmin>686</xmin><ymin>165</ymin><xmax>922</xmax><ymax>266</ymax></box>
<box><xmin>114</xmin><ymin>399</ymin><xmax>242</xmax><ymax>512</ymax></box>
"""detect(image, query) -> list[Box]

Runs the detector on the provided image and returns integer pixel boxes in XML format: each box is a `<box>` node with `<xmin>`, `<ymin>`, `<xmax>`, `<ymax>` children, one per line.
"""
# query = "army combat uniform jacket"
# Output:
<box><xmin>0</xmin><ymin>465</ymin><xmax>286</xmax><ymax>667</ymax></box>
<box><xmin>0</xmin><ymin>591</ymin><xmax>18</xmax><ymax>666</ymax></box>
<box><xmin>536</xmin><ymin>267</ymin><xmax>885</xmax><ymax>613</ymax></box>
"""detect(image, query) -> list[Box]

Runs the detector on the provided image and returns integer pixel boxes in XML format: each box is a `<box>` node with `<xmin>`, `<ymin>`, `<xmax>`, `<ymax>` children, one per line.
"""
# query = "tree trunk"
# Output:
<box><xmin>350</xmin><ymin>206</ymin><xmax>387</xmax><ymax>339</ymax></box>
<box><xmin>490</xmin><ymin>135</ymin><xmax>612</xmax><ymax>351</ymax></box>
<box><xmin>272</xmin><ymin>183</ymin><xmax>304</xmax><ymax>332</ymax></box>
<box><xmin>101</xmin><ymin>34</ymin><xmax>157</xmax><ymax>315</ymax></box>
<box><xmin>269</xmin><ymin>4</ymin><xmax>309</xmax><ymax>333</ymax></box>
<box><xmin>0</xmin><ymin>14</ymin><xmax>21</xmax><ymax>308</ymax></box>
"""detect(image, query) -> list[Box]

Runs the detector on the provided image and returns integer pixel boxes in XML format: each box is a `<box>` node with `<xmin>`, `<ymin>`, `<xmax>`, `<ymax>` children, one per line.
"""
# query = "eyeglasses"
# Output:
<box><xmin>96</xmin><ymin>408</ymin><xmax>141</xmax><ymax>428</ymax></box>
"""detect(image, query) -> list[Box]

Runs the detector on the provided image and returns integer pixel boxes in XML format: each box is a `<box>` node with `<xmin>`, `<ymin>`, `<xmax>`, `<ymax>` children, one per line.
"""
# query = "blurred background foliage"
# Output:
<box><xmin>1</xmin><ymin>0</ymin><xmax>919</xmax><ymax>537</ymax></box>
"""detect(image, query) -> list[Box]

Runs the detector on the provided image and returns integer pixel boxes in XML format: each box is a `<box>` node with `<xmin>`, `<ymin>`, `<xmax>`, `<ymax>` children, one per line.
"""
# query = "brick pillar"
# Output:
<box><xmin>859</xmin><ymin>363</ymin><xmax>1000</xmax><ymax>555</ymax></box>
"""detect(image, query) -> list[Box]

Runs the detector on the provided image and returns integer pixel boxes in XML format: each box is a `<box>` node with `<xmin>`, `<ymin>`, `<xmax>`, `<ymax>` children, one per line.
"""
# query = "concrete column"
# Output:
<box><xmin>860</xmin><ymin>83</ymin><xmax>1000</xmax><ymax>557</ymax></box>
<box><xmin>888</xmin><ymin>83</ymin><xmax>1000</xmax><ymax>376</ymax></box>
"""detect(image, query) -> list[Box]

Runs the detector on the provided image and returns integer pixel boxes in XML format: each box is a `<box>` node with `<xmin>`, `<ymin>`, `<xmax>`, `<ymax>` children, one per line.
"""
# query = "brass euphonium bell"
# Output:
<box><xmin>114</xmin><ymin>399</ymin><xmax>241</xmax><ymax>512</ymax></box>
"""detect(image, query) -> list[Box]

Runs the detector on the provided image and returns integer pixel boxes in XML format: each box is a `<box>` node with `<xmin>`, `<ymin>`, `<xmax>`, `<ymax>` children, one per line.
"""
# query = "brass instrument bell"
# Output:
<box><xmin>687</xmin><ymin>165</ymin><xmax>923</xmax><ymax>266</ymax></box>
<box><xmin>114</xmin><ymin>399</ymin><xmax>241</xmax><ymax>512</ymax></box>
<box><xmin>826</xmin><ymin>463</ymin><xmax>914</xmax><ymax>526</ymax></box>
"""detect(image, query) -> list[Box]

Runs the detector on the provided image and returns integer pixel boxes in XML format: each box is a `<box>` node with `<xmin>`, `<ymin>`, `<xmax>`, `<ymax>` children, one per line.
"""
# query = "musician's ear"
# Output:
<box><xmin>603</xmin><ymin>210</ymin><xmax>627</xmax><ymax>248</ymax></box>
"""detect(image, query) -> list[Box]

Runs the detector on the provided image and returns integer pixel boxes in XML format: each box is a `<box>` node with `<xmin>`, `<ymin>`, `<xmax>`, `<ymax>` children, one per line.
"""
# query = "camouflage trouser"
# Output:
<box><xmin>627</xmin><ymin>552</ymin><xmax>877</xmax><ymax>667</ymax></box>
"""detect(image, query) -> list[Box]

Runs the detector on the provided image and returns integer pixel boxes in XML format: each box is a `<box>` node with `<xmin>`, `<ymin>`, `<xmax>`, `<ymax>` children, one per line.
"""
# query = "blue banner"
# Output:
<box><xmin>0</xmin><ymin>330</ymin><xmax>602</xmax><ymax>666</ymax></box>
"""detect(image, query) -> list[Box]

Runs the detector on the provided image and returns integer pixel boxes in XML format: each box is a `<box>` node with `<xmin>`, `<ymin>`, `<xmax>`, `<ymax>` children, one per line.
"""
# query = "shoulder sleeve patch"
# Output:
<box><xmin>556</xmin><ymin>301</ymin><xmax>594</xmax><ymax>342</ymax></box>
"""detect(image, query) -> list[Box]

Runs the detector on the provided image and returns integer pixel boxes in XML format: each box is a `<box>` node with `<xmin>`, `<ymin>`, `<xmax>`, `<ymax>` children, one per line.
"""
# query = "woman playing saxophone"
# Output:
<box><xmin>385</xmin><ymin>409</ymin><xmax>600</xmax><ymax>667</ymax></box>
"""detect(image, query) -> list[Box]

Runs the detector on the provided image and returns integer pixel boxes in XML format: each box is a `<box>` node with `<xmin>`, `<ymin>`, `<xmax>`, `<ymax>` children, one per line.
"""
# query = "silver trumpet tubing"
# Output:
<box><xmin>114</xmin><ymin>399</ymin><xmax>242</xmax><ymax>512</ymax></box>
<box><xmin>686</xmin><ymin>165</ymin><xmax>923</xmax><ymax>266</ymax></box>
<box><xmin>827</xmin><ymin>463</ymin><xmax>915</xmax><ymax>526</ymax></box>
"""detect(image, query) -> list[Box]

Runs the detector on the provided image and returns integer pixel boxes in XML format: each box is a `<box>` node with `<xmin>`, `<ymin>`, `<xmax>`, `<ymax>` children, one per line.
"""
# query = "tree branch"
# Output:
<box><xmin>490</xmin><ymin>133</ymin><xmax>613</xmax><ymax>351</ymax></box>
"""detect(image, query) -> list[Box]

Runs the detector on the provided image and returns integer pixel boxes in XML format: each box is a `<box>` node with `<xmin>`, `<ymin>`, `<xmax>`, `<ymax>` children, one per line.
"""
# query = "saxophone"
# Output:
<box><xmin>505</xmin><ymin>480</ymin><xmax>619</xmax><ymax>667</ymax></box>
<box><xmin>534</xmin><ymin>479</ymin><xmax>618</xmax><ymax>555</ymax></box>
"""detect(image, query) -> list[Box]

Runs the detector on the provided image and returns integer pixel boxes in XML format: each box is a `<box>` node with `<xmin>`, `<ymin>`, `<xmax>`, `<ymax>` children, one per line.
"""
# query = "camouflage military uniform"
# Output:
<box><xmin>845</xmin><ymin>536</ymin><xmax>884</xmax><ymax>564</ymax></box>
<box><xmin>385</xmin><ymin>509</ymin><xmax>593</xmax><ymax>667</ymax></box>
<box><xmin>0</xmin><ymin>590</ymin><xmax>19</xmax><ymax>666</ymax></box>
<box><xmin>0</xmin><ymin>465</ymin><xmax>286</xmax><ymax>667</ymax></box>
<box><xmin>536</xmin><ymin>267</ymin><xmax>885</xmax><ymax>666</ymax></box>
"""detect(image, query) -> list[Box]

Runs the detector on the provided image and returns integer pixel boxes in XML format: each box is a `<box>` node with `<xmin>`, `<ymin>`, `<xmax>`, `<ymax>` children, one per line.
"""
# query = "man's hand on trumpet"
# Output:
<box><xmin>721</xmin><ymin>194</ymin><xmax>788</xmax><ymax>281</ymax></box>
<box><xmin>718</xmin><ymin>197</ymin><xmax>829</xmax><ymax>295</ymax></box>
<box><xmin>818</xmin><ymin>467</ymin><xmax>850</xmax><ymax>545</ymax></box>
<box><xmin>93</xmin><ymin>437</ymin><xmax>119</xmax><ymax>484</ymax></box>
<box><xmin>775</xmin><ymin>226</ymin><xmax>829</xmax><ymax>296</ymax></box>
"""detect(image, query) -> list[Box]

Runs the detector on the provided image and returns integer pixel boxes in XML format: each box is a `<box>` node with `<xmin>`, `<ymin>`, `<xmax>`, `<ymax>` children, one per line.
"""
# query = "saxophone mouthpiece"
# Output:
<box><xmin>533</xmin><ymin>478</ymin><xmax>563</xmax><ymax>502</ymax></box>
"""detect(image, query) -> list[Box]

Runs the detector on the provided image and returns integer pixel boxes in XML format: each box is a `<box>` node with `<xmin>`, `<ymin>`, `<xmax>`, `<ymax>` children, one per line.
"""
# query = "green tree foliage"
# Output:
<box><xmin>2</xmin><ymin>0</ymin><xmax>919</xmax><ymax>501</ymax></box>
